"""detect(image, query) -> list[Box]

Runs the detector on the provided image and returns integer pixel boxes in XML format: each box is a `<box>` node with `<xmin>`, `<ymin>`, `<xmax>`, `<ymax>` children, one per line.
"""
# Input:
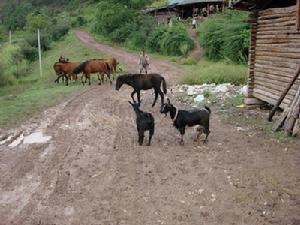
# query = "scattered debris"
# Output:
<box><xmin>173</xmin><ymin>83</ymin><xmax>243</xmax><ymax>104</ymax></box>
<box><xmin>194</xmin><ymin>95</ymin><xmax>205</xmax><ymax>103</ymax></box>
<box><xmin>23</xmin><ymin>131</ymin><xmax>52</xmax><ymax>144</ymax></box>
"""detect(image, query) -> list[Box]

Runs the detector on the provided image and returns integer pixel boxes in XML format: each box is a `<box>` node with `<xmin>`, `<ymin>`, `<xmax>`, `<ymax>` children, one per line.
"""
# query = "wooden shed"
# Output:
<box><xmin>144</xmin><ymin>7</ymin><xmax>179</xmax><ymax>24</ymax></box>
<box><xmin>234</xmin><ymin>0</ymin><xmax>300</xmax><ymax>109</ymax></box>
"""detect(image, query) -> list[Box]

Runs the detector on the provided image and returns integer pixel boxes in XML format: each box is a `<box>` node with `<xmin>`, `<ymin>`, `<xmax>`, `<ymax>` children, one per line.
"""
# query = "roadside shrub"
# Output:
<box><xmin>146</xmin><ymin>25</ymin><xmax>167</xmax><ymax>52</ymax></box>
<box><xmin>0</xmin><ymin>44</ymin><xmax>30</xmax><ymax>86</ymax></box>
<box><xmin>71</xmin><ymin>16</ymin><xmax>86</xmax><ymax>27</ymax></box>
<box><xmin>24</xmin><ymin>32</ymin><xmax>52</xmax><ymax>51</ymax></box>
<box><xmin>160</xmin><ymin>23</ymin><xmax>194</xmax><ymax>56</ymax></box>
<box><xmin>198</xmin><ymin>10</ymin><xmax>249</xmax><ymax>64</ymax></box>
<box><xmin>146</xmin><ymin>23</ymin><xmax>193</xmax><ymax>56</ymax></box>
<box><xmin>93</xmin><ymin>2</ymin><xmax>136</xmax><ymax>40</ymax></box>
<box><xmin>50</xmin><ymin>23</ymin><xmax>70</xmax><ymax>41</ymax></box>
<box><xmin>20</xmin><ymin>42</ymin><xmax>38</xmax><ymax>62</ymax></box>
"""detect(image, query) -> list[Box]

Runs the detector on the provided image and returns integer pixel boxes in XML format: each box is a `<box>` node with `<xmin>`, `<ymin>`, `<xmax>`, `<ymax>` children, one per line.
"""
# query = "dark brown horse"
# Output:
<box><xmin>73</xmin><ymin>59</ymin><xmax>111</xmax><ymax>85</ymax></box>
<box><xmin>116</xmin><ymin>73</ymin><xmax>167</xmax><ymax>108</ymax></box>
<box><xmin>53</xmin><ymin>62</ymin><xmax>80</xmax><ymax>86</ymax></box>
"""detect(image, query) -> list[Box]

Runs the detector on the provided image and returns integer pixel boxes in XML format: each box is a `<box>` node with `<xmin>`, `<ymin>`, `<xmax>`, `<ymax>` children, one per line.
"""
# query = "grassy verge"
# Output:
<box><xmin>0</xmin><ymin>31</ymin><xmax>105</xmax><ymax>128</ymax></box>
<box><xmin>180</xmin><ymin>59</ymin><xmax>247</xmax><ymax>85</ymax></box>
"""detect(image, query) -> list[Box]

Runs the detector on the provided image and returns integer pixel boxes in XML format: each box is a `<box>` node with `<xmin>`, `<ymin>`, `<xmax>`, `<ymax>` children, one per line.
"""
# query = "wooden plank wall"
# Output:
<box><xmin>253</xmin><ymin>5</ymin><xmax>300</xmax><ymax>109</ymax></box>
<box><xmin>248</xmin><ymin>11</ymin><xmax>258</xmax><ymax>98</ymax></box>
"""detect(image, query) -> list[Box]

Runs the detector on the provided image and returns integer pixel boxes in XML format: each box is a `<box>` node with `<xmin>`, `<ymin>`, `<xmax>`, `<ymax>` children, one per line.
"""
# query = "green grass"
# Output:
<box><xmin>180</xmin><ymin>59</ymin><xmax>247</xmax><ymax>85</ymax></box>
<box><xmin>0</xmin><ymin>31</ymin><xmax>105</xmax><ymax>128</ymax></box>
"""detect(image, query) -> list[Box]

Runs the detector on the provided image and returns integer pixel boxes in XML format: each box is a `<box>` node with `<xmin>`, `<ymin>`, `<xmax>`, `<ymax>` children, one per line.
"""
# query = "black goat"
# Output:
<box><xmin>160</xmin><ymin>98</ymin><xmax>211</xmax><ymax>145</ymax></box>
<box><xmin>128</xmin><ymin>101</ymin><xmax>155</xmax><ymax>146</ymax></box>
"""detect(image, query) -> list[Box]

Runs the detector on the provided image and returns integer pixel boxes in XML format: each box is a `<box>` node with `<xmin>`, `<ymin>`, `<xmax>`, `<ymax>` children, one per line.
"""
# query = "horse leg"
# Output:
<box><xmin>152</xmin><ymin>90</ymin><xmax>158</xmax><ymax>107</ymax></box>
<box><xmin>66</xmin><ymin>76</ymin><xmax>69</xmax><ymax>86</ymax></box>
<box><xmin>107</xmin><ymin>73</ymin><xmax>112</xmax><ymax>85</ymax></box>
<box><xmin>131</xmin><ymin>90</ymin><xmax>136</xmax><ymax>102</ymax></box>
<box><xmin>158</xmin><ymin>89</ymin><xmax>165</xmax><ymax>110</ymax></box>
<box><xmin>55</xmin><ymin>74</ymin><xmax>61</xmax><ymax>83</ymax></box>
<box><xmin>88</xmin><ymin>75</ymin><xmax>91</xmax><ymax>86</ymax></box>
<box><xmin>81</xmin><ymin>74</ymin><xmax>85</xmax><ymax>86</ymax></box>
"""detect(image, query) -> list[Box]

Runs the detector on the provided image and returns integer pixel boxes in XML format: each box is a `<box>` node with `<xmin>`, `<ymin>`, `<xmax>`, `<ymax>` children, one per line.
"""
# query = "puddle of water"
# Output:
<box><xmin>23</xmin><ymin>131</ymin><xmax>52</xmax><ymax>144</ymax></box>
<box><xmin>8</xmin><ymin>134</ymin><xmax>24</xmax><ymax>148</ymax></box>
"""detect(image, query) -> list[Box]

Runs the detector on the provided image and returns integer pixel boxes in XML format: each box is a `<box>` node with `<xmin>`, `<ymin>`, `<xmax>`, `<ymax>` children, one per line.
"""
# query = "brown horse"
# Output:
<box><xmin>54</xmin><ymin>62</ymin><xmax>80</xmax><ymax>86</ymax></box>
<box><xmin>116</xmin><ymin>73</ymin><xmax>167</xmax><ymax>108</ymax></box>
<box><xmin>73</xmin><ymin>59</ymin><xmax>111</xmax><ymax>85</ymax></box>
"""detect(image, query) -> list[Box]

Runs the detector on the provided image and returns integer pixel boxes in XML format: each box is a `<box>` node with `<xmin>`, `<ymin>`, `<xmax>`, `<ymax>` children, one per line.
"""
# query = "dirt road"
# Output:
<box><xmin>0</xmin><ymin>31</ymin><xmax>299</xmax><ymax>225</ymax></box>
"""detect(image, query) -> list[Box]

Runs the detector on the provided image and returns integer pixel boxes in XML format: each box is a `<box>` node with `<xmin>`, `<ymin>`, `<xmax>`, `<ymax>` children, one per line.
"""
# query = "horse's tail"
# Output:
<box><xmin>73</xmin><ymin>61</ymin><xmax>88</xmax><ymax>74</ymax></box>
<box><xmin>162</xmin><ymin>77</ymin><xmax>167</xmax><ymax>94</ymax></box>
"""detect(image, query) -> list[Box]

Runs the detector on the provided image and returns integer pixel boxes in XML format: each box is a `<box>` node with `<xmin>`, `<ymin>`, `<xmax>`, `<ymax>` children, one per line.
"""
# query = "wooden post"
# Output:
<box><xmin>246</xmin><ymin>11</ymin><xmax>258</xmax><ymax>99</ymax></box>
<box><xmin>297</xmin><ymin>0</ymin><xmax>300</xmax><ymax>30</ymax></box>
<box><xmin>38</xmin><ymin>29</ymin><xmax>43</xmax><ymax>77</ymax></box>
<box><xmin>268</xmin><ymin>65</ymin><xmax>300</xmax><ymax>122</ymax></box>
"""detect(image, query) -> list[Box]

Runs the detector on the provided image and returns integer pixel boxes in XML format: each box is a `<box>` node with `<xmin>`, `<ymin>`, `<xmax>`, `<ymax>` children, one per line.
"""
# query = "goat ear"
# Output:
<box><xmin>167</xmin><ymin>98</ymin><xmax>171</xmax><ymax>104</ymax></box>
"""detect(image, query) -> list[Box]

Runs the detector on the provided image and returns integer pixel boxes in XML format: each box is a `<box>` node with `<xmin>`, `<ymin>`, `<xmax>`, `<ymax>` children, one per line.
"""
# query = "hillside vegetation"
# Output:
<box><xmin>198</xmin><ymin>10</ymin><xmax>250</xmax><ymax>64</ymax></box>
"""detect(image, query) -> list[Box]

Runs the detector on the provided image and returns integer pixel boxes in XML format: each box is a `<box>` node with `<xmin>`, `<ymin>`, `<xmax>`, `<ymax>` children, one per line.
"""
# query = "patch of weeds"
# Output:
<box><xmin>180</xmin><ymin>57</ymin><xmax>197</xmax><ymax>65</ymax></box>
<box><xmin>224</xmin><ymin>94</ymin><xmax>244</xmax><ymax>107</ymax></box>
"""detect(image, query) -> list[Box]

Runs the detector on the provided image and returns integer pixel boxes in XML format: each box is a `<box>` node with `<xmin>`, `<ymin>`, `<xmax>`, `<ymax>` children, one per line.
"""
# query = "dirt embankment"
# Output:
<box><xmin>0</xmin><ymin>31</ymin><xmax>299</xmax><ymax>225</ymax></box>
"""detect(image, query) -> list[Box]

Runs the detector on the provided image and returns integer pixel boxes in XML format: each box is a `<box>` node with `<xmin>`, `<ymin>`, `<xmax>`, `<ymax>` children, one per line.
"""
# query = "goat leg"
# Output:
<box><xmin>148</xmin><ymin>129</ymin><xmax>154</xmax><ymax>146</ymax></box>
<box><xmin>138</xmin><ymin>133</ymin><xmax>144</xmax><ymax>146</ymax></box>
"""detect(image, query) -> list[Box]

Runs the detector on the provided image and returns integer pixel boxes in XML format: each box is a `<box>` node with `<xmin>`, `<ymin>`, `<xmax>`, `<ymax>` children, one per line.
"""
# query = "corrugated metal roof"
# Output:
<box><xmin>169</xmin><ymin>0</ymin><xmax>224</xmax><ymax>6</ymax></box>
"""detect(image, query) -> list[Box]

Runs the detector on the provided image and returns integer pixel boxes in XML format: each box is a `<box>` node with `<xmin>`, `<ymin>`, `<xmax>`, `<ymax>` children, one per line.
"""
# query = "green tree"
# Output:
<box><xmin>26</xmin><ymin>11</ymin><xmax>51</xmax><ymax>31</ymax></box>
<box><xmin>1</xmin><ymin>1</ymin><xmax>33</xmax><ymax>30</ymax></box>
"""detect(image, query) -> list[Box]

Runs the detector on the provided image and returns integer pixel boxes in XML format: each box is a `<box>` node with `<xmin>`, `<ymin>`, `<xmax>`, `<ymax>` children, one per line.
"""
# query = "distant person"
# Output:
<box><xmin>192</xmin><ymin>18</ymin><xmax>197</xmax><ymax>29</ymax></box>
<box><xmin>202</xmin><ymin>7</ymin><xmax>207</xmax><ymax>17</ymax></box>
<box><xmin>209</xmin><ymin>5</ymin><xmax>215</xmax><ymax>15</ymax></box>
<box><xmin>59</xmin><ymin>55</ymin><xmax>69</xmax><ymax>63</ymax></box>
<box><xmin>139</xmin><ymin>51</ymin><xmax>149</xmax><ymax>74</ymax></box>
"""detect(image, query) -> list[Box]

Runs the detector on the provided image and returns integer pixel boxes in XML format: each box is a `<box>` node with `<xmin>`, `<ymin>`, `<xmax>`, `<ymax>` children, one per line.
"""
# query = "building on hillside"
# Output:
<box><xmin>169</xmin><ymin>0</ymin><xmax>226</xmax><ymax>18</ymax></box>
<box><xmin>234</xmin><ymin>0</ymin><xmax>300</xmax><ymax>109</ymax></box>
<box><xmin>144</xmin><ymin>7</ymin><xmax>180</xmax><ymax>24</ymax></box>
<box><xmin>145</xmin><ymin>0</ymin><xmax>226</xmax><ymax>23</ymax></box>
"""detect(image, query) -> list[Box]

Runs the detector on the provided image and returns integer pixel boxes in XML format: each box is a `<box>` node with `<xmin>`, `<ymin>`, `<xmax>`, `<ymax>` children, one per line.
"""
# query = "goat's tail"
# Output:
<box><xmin>205</xmin><ymin>106</ymin><xmax>211</xmax><ymax>114</ymax></box>
<box><xmin>161</xmin><ymin>77</ymin><xmax>167</xmax><ymax>94</ymax></box>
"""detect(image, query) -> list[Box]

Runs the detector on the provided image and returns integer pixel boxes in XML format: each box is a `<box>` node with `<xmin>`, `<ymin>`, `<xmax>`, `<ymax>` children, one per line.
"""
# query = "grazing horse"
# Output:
<box><xmin>73</xmin><ymin>59</ymin><xmax>111</xmax><ymax>85</ymax></box>
<box><xmin>53</xmin><ymin>62</ymin><xmax>80</xmax><ymax>86</ymax></box>
<box><xmin>116</xmin><ymin>73</ymin><xmax>167</xmax><ymax>108</ymax></box>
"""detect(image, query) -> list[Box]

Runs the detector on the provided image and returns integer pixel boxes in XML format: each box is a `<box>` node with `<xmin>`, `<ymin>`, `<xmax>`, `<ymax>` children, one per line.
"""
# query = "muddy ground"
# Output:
<box><xmin>0</xmin><ymin>31</ymin><xmax>299</xmax><ymax>225</ymax></box>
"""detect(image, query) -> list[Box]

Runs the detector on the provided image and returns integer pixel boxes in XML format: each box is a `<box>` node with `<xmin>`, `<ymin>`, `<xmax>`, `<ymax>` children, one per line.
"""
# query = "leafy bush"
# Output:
<box><xmin>0</xmin><ymin>1</ymin><xmax>33</xmax><ymax>30</ymax></box>
<box><xmin>71</xmin><ymin>16</ymin><xmax>86</xmax><ymax>27</ymax></box>
<box><xmin>146</xmin><ymin>25</ymin><xmax>167</xmax><ymax>52</ymax></box>
<box><xmin>24</xmin><ymin>32</ymin><xmax>52</xmax><ymax>51</ymax></box>
<box><xmin>49</xmin><ymin>23</ymin><xmax>70</xmax><ymax>41</ymax></box>
<box><xmin>147</xmin><ymin>23</ymin><xmax>194</xmax><ymax>56</ymax></box>
<box><xmin>93</xmin><ymin>2</ymin><xmax>136</xmax><ymax>39</ymax></box>
<box><xmin>198</xmin><ymin>10</ymin><xmax>250</xmax><ymax>64</ymax></box>
<box><xmin>19</xmin><ymin>42</ymin><xmax>38</xmax><ymax>62</ymax></box>
<box><xmin>0</xmin><ymin>44</ymin><xmax>30</xmax><ymax>86</ymax></box>
<box><xmin>26</xmin><ymin>12</ymin><xmax>52</xmax><ymax>32</ymax></box>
